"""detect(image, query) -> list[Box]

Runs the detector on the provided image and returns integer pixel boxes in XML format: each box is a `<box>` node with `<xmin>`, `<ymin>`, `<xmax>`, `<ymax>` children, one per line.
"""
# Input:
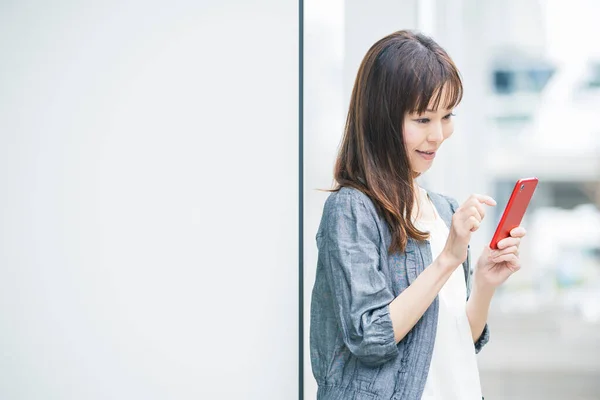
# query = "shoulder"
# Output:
<box><xmin>323</xmin><ymin>186</ymin><xmax>376</xmax><ymax>213</ymax></box>
<box><xmin>318</xmin><ymin>186</ymin><xmax>381</xmax><ymax>240</ymax></box>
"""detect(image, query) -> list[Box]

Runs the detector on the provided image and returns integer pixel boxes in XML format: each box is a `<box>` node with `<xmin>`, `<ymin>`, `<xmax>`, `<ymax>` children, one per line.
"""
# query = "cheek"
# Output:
<box><xmin>402</xmin><ymin>123</ymin><xmax>420</xmax><ymax>149</ymax></box>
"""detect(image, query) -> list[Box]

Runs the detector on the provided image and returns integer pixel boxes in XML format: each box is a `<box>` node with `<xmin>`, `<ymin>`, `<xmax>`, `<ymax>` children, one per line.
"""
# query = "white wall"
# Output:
<box><xmin>303</xmin><ymin>2</ymin><xmax>345</xmax><ymax>397</ymax></box>
<box><xmin>0</xmin><ymin>1</ymin><xmax>298</xmax><ymax>399</ymax></box>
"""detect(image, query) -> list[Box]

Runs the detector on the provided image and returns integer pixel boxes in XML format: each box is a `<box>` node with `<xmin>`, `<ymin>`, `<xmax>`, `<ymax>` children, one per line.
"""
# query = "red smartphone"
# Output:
<box><xmin>489</xmin><ymin>177</ymin><xmax>539</xmax><ymax>250</ymax></box>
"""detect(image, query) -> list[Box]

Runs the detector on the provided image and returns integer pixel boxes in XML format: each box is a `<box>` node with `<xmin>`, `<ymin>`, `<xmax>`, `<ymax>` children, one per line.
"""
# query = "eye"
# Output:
<box><xmin>442</xmin><ymin>113</ymin><xmax>456</xmax><ymax>120</ymax></box>
<box><xmin>415</xmin><ymin>118</ymin><xmax>430</xmax><ymax>124</ymax></box>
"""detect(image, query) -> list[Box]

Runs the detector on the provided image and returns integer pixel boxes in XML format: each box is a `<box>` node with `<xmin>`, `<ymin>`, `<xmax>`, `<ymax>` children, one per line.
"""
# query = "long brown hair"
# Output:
<box><xmin>333</xmin><ymin>30</ymin><xmax>463</xmax><ymax>253</ymax></box>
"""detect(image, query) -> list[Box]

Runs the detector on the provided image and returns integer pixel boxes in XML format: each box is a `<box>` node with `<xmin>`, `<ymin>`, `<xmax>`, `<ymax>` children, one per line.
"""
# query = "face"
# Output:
<box><xmin>403</xmin><ymin>93</ymin><xmax>455</xmax><ymax>174</ymax></box>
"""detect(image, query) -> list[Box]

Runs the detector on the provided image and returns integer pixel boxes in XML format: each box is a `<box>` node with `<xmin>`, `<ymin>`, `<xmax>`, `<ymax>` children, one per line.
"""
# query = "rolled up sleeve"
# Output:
<box><xmin>319</xmin><ymin>192</ymin><xmax>398</xmax><ymax>367</ymax></box>
<box><xmin>474</xmin><ymin>323</ymin><xmax>490</xmax><ymax>353</ymax></box>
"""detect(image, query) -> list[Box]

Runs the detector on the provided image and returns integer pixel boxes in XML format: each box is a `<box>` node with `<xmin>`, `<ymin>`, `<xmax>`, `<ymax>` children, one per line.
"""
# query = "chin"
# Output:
<box><xmin>409</xmin><ymin>157</ymin><xmax>434</xmax><ymax>176</ymax></box>
<box><xmin>413</xmin><ymin>165</ymin><xmax>432</xmax><ymax>175</ymax></box>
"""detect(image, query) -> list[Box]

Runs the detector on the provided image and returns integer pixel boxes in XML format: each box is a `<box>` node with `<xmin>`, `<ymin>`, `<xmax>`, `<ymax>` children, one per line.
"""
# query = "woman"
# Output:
<box><xmin>310</xmin><ymin>30</ymin><xmax>526</xmax><ymax>400</ymax></box>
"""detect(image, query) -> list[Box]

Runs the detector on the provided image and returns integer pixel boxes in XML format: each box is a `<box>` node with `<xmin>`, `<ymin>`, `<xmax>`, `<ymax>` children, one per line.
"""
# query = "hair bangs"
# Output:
<box><xmin>407</xmin><ymin>54</ymin><xmax>463</xmax><ymax>115</ymax></box>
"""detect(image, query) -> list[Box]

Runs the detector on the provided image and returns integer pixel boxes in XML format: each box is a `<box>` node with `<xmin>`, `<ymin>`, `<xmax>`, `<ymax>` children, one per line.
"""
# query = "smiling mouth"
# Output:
<box><xmin>416</xmin><ymin>150</ymin><xmax>435</xmax><ymax>155</ymax></box>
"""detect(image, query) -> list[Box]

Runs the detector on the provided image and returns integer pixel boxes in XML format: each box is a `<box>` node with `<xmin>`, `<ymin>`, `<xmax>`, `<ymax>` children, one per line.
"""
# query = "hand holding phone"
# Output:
<box><xmin>489</xmin><ymin>177</ymin><xmax>538</xmax><ymax>250</ymax></box>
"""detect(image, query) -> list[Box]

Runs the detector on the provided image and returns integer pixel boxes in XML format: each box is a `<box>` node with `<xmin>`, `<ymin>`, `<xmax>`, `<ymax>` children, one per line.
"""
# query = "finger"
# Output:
<box><xmin>492</xmin><ymin>246</ymin><xmax>519</xmax><ymax>258</ymax></box>
<box><xmin>491</xmin><ymin>253</ymin><xmax>519</xmax><ymax>264</ymax></box>
<box><xmin>466</xmin><ymin>203</ymin><xmax>486</xmax><ymax>222</ymax></box>
<box><xmin>510</xmin><ymin>227</ymin><xmax>527</xmax><ymax>238</ymax></box>
<box><xmin>497</xmin><ymin>237</ymin><xmax>521</xmax><ymax>250</ymax></box>
<box><xmin>471</xmin><ymin>194</ymin><xmax>497</xmax><ymax>207</ymax></box>
<box><xmin>468</xmin><ymin>216</ymin><xmax>481</xmax><ymax>232</ymax></box>
<box><xmin>506</xmin><ymin>260</ymin><xmax>522</xmax><ymax>273</ymax></box>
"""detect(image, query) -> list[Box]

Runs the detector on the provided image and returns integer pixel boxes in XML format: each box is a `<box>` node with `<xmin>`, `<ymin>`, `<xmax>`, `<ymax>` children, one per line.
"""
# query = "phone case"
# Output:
<box><xmin>489</xmin><ymin>177</ymin><xmax>538</xmax><ymax>249</ymax></box>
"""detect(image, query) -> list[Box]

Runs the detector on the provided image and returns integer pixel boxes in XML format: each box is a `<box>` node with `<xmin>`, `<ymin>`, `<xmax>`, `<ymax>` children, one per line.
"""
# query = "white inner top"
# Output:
<box><xmin>416</xmin><ymin>187</ymin><xmax>482</xmax><ymax>400</ymax></box>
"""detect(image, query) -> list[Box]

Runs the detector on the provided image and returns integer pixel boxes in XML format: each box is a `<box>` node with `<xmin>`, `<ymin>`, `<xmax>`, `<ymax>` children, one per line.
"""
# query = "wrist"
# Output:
<box><xmin>472</xmin><ymin>273</ymin><xmax>496</xmax><ymax>297</ymax></box>
<box><xmin>436</xmin><ymin>250</ymin><xmax>460</xmax><ymax>275</ymax></box>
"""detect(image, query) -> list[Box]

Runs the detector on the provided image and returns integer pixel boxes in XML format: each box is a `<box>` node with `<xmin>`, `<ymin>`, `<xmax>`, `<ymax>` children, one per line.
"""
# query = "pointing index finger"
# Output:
<box><xmin>473</xmin><ymin>194</ymin><xmax>497</xmax><ymax>207</ymax></box>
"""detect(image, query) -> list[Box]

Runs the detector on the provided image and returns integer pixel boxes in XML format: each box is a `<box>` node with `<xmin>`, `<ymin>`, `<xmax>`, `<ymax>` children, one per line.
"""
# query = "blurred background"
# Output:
<box><xmin>304</xmin><ymin>0</ymin><xmax>600</xmax><ymax>399</ymax></box>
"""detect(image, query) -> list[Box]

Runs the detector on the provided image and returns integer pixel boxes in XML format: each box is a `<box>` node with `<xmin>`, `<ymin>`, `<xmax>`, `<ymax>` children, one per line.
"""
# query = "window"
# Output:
<box><xmin>585</xmin><ymin>63</ymin><xmax>600</xmax><ymax>88</ymax></box>
<box><xmin>493</xmin><ymin>70</ymin><xmax>513</xmax><ymax>94</ymax></box>
<box><xmin>492</xmin><ymin>66</ymin><xmax>555</xmax><ymax>94</ymax></box>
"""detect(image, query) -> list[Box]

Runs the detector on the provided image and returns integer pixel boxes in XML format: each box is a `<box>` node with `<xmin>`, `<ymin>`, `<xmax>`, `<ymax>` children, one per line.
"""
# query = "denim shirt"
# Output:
<box><xmin>310</xmin><ymin>187</ymin><xmax>490</xmax><ymax>400</ymax></box>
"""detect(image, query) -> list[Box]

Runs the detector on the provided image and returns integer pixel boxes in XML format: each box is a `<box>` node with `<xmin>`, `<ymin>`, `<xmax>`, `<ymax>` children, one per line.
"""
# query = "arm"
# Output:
<box><xmin>466</xmin><ymin>279</ymin><xmax>495</xmax><ymax>343</ymax></box>
<box><xmin>321</xmin><ymin>192</ymin><xmax>458</xmax><ymax>366</ymax></box>
<box><xmin>389</xmin><ymin>253</ymin><xmax>457</xmax><ymax>342</ymax></box>
<box><xmin>319</xmin><ymin>192</ymin><xmax>399</xmax><ymax>367</ymax></box>
<box><xmin>444</xmin><ymin>194</ymin><xmax>496</xmax><ymax>351</ymax></box>
<box><xmin>465</xmin><ymin>226</ymin><xmax>527</xmax><ymax>349</ymax></box>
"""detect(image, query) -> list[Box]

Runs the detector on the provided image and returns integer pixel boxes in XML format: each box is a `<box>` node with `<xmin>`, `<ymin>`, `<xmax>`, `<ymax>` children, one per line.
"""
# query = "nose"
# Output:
<box><xmin>427</xmin><ymin>122</ymin><xmax>444</xmax><ymax>143</ymax></box>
